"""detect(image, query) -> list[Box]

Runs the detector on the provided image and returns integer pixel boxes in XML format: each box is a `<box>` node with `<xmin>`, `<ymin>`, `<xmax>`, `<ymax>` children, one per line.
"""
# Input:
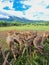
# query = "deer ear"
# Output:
<box><xmin>46</xmin><ymin>33</ymin><xmax>49</xmax><ymax>38</ymax></box>
<box><xmin>43</xmin><ymin>32</ymin><xmax>46</xmax><ymax>37</ymax></box>
<box><xmin>7</xmin><ymin>32</ymin><xmax>9</xmax><ymax>35</ymax></box>
<box><xmin>7</xmin><ymin>31</ymin><xmax>14</xmax><ymax>35</ymax></box>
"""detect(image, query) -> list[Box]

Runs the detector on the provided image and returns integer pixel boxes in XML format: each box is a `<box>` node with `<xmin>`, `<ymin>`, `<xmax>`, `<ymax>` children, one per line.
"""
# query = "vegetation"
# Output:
<box><xmin>0</xmin><ymin>20</ymin><xmax>49</xmax><ymax>65</ymax></box>
<box><xmin>0</xmin><ymin>21</ymin><xmax>23</xmax><ymax>26</ymax></box>
<box><xmin>0</xmin><ymin>25</ymin><xmax>49</xmax><ymax>31</ymax></box>
<box><xmin>13</xmin><ymin>39</ymin><xmax>49</xmax><ymax>65</ymax></box>
<box><xmin>0</xmin><ymin>20</ymin><xmax>49</xmax><ymax>26</ymax></box>
<box><xmin>0</xmin><ymin>38</ymin><xmax>49</xmax><ymax>65</ymax></box>
<box><xmin>0</xmin><ymin>20</ymin><xmax>49</xmax><ymax>31</ymax></box>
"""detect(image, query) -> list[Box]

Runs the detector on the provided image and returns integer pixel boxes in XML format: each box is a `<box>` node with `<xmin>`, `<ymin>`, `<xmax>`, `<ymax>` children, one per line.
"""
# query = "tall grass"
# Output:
<box><xmin>0</xmin><ymin>36</ymin><xmax>49</xmax><ymax>65</ymax></box>
<box><xmin>12</xmin><ymin>39</ymin><xmax>49</xmax><ymax>65</ymax></box>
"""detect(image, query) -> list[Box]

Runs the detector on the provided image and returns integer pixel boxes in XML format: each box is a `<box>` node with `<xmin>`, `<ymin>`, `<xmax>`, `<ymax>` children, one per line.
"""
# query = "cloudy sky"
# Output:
<box><xmin>0</xmin><ymin>0</ymin><xmax>49</xmax><ymax>21</ymax></box>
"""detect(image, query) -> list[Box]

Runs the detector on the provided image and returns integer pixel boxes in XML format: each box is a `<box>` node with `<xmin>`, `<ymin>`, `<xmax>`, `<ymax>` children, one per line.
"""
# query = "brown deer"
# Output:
<box><xmin>33</xmin><ymin>32</ymin><xmax>49</xmax><ymax>54</ymax></box>
<box><xmin>6</xmin><ymin>31</ymin><xmax>20</xmax><ymax>60</ymax></box>
<box><xmin>6</xmin><ymin>31</ymin><xmax>37</xmax><ymax>55</ymax></box>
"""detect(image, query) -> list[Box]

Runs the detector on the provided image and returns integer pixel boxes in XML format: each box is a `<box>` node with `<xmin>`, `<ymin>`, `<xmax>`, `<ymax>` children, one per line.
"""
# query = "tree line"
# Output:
<box><xmin>0</xmin><ymin>21</ymin><xmax>49</xmax><ymax>26</ymax></box>
<box><xmin>0</xmin><ymin>21</ymin><xmax>25</xmax><ymax>26</ymax></box>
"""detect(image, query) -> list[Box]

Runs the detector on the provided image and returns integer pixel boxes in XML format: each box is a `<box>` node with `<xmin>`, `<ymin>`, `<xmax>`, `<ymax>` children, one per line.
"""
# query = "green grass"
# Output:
<box><xmin>11</xmin><ymin>39</ymin><xmax>49</xmax><ymax>65</ymax></box>
<box><xmin>0</xmin><ymin>25</ymin><xmax>49</xmax><ymax>65</ymax></box>
<box><xmin>0</xmin><ymin>25</ymin><xmax>49</xmax><ymax>31</ymax></box>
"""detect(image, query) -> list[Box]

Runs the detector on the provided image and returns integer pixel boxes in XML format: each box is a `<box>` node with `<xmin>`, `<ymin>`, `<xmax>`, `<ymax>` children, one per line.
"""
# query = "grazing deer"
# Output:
<box><xmin>6</xmin><ymin>31</ymin><xmax>20</xmax><ymax>60</ymax></box>
<box><xmin>6</xmin><ymin>31</ymin><xmax>37</xmax><ymax>55</ymax></box>
<box><xmin>33</xmin><ymin>32</ymin><xmax>49</xmax><ymax>54</ymax></box>
<box><xmin>7</xmin><ymin>30</ymin><xmax>49</xmax><ymax>55</ymax></box>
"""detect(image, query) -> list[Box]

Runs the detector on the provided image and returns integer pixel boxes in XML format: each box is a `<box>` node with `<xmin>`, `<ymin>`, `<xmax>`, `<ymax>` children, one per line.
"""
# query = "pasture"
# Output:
<box><xmin>0</xmin><ymin>25</ymin><xmax>49</xmax><ymax>65</ymax></box>
<box><xmin>0</xmin><ymin>25</ymin><xmax>49</xmax><ymax>50</ymax></box>
<box><xmin>0</xmin><ymin>25</ymin><xmax>49</xmax><ymax>31</ymax></box>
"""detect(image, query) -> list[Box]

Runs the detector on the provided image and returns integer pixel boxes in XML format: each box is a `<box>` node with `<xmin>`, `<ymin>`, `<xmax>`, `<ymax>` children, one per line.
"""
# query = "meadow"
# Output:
<box><xmin>0</xmin><ymin>25</ymin><xmax>49</xmax><ymax>65</ymax></box>
<box><xmin>0</xmin><ymin>25</ymin><xmax>49</xmax><ymax>50</ymax></box>
<box><xmin>0</xmin><ymin>25</ymin><xmax>49</xmax><ymax>31</ymax></box>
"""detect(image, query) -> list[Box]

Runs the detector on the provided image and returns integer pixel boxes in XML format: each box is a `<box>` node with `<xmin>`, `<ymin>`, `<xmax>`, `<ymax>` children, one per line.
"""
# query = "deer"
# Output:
<box><xmin>33</xmin><ymin>31</ymin><xmax>49</xmax><ymax>54</ymax></box>
<box><xmin>6</xmin><ymin>31</ymin><xmax>37</xmax><ymax>56</ymax></box>
<box><xmin>6</xmin><ymin>31</ymin><xmax>21</xmax><ymax>60</ymax></box>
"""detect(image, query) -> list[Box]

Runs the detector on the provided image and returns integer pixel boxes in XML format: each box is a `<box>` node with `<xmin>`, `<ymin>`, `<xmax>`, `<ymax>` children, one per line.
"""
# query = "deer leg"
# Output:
<box><xmin>0</xmin><ymin>47</ymin><xmax>12</xmax><ymax>65</ymax></box>
<box><xmin>3</xmin><ymin>52</ymin><xmax>10</xmax><ymax>65</ymax></box>
<box><xmin>22</xmin><ymin>43</ymin><xmax>28</xmax><ymax>56</ymax></box>
<box><xmin>11</xmin><ymin>44</ymin><xmax>17</xmax><ymax>60</ymax></box>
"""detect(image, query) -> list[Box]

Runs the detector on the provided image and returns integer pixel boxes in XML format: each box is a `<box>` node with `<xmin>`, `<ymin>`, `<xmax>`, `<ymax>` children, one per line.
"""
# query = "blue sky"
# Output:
<box><xmin>0</xmin><ymin>0</ymin><xmax>49</xmax><ymax>21</ymax></box>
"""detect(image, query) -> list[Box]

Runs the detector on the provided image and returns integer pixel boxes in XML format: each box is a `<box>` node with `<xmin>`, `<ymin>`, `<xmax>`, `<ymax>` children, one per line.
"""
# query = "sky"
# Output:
<box><xmin>0</xmin><ymin>0</ymin><xmax>49</xmax><ymax>21</ymax></box>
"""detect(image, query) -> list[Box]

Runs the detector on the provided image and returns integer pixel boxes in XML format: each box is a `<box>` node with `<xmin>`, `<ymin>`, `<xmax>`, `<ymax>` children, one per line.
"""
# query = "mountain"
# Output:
<box><xmin>0</xmin><ymin>15</ymin><xmax>33</xmax><ymax>23</ymax></box>
<box><xmin>0</xmin><ymin>12</ymin><xmax>49</xmax><ymax>23</ymax></box>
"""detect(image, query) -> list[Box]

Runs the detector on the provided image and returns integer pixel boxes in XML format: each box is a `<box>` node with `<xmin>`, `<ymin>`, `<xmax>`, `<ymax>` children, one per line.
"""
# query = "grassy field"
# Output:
<box><xmin>0</xmin><ymin>25</ymin><xmax>49</xmax><ymax>31</ymax></box>
<box><xmin>0</xmin><ymin>25</ymin><xmax>49</xmax><ymax>65</ymax></box>
<box><xmin>0</xmin><ymin>25</ymin><xmax>49</xmax><ymax>50</ymax></box>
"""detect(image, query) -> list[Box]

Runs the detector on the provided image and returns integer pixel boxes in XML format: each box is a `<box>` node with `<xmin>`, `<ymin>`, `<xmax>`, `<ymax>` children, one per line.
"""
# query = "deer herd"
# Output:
<box><xmin>6</xmin><ymin>31</ymin><xmax>49</xmax><ymax>58</ymax></box>
<box><xmin>0</xmin><ymin>30</ymin><xmax>49</xmax><ymax>65</ymax></box>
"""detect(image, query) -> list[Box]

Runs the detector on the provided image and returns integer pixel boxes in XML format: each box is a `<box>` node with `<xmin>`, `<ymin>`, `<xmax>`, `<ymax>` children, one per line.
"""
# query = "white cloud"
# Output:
<box><xmin>0</xmin><ymin>0</ymin><xmax>49</xmax><ymax>21</ymax></box>
<box><xmin>22</xmin><ymin>5</ymin><xmax>26</xmax><ymax>8</ymax></box>
<box><xmin>0</xmin><ymin>9</ymin><xmax>24</xmax><ymax>18</ymax></box>
<box><xmin>0</xmin><ymin>14</ymin><xmax>9</xmax><ymax>19</ymax></box>
<box><xmin>0</xmin><ymin>0</ymin><xmax>13</xmax><ymax>9</ymax></box>
<box><xmin>21</xmin><ymin>0</ymin><xmax>49</xmax><ymax>21</ymax></box>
